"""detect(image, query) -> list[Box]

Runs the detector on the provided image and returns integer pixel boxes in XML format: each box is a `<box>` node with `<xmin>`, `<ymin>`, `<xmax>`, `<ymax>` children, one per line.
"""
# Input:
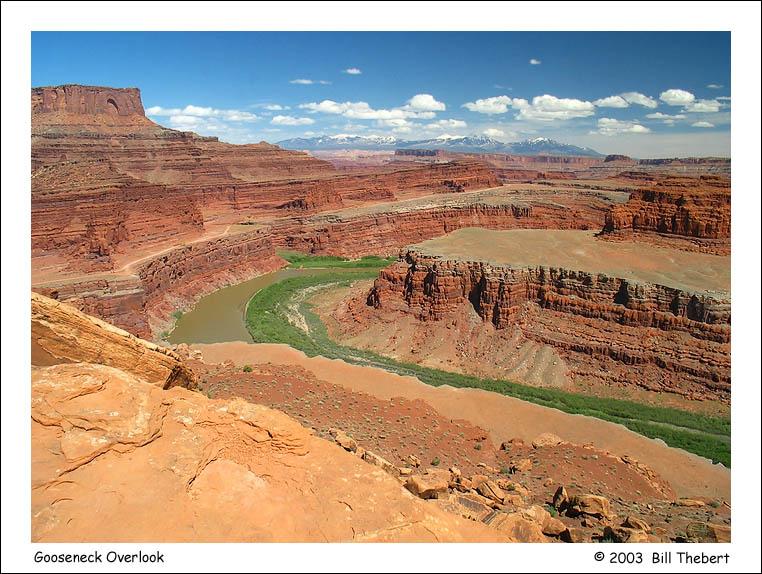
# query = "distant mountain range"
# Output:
<box><xmin>276</xmin><ymin>134</ymin><xmax>604</xmax><ymax>157</ymax></box>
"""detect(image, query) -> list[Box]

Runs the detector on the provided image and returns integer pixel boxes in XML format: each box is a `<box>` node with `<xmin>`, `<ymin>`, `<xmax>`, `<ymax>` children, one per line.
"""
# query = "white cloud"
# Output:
<box><xmin>290</xmin><ymin>78</ymin><xmax>331</xmax><ymax>85</ymax></box>
<box><xmin>716</xmin><ymin>96</ymin><xmax>731</xmax><ymax>101</ymax></box>
<box><xmin>376</xmin><ymin>118</ymin><xmax>411</xmax><ymax>128</ymax></box>
<box><xmin>683</xmin><ymin>99</ymin><xmax>722</xmax><ymax>113</ymax></box>
<box><xmin>516</xmin><ymin>94</ymin><xmax>595</xmax><ymax>121</ymax></box>
<box><xmin>593</xmin><ymin>92</ymin><xmax>657</xmax><ymax>109</ymax></box>
<box><xmin>299</xmin><ymin>96</ymin><xmax>439</xmax><ymax>120</ymax></box>
<box><xmin>462</xmin><ymin>95</ymin><xmax>515</xmax><ymax>114</ymax></box>
<box><xmin>167</xmin><ymin>115</ymin><xmax>201</xmax><ymax>127</ymax></box>
<box><xmin>660</xmin><ymin>89</ymin><xmax>695</xmax><ymax>106</ymax></box>
<box><xmin>147</xmin><ymin>105</ymin><xmax>258</xmax><ymax>122</ymax></box>
<box><xmin>529</xmin><ymin>58</ymin><xmax>541</xmax><ymax>65</ymax></box>
<box><xmin>620</xmin><ymin>92</ymin><xmax>658</xmax><ymax>108</ymax></box>
<box><xmin>271</xmin><ymin>115</ymin><xmax>315</xmax><ymax>126</ymax></box>
<box><xmin>645</xmin><ymin>112</ymin><xmax>686</xmax><ymax>125</ymax></box>
<box><xmin>263</xmin><ymin>104</ymin><xmax>287</xmax><ymax>111</ymax></box>
<box><xmin>343</xmin><ymin>67</ymin><xmax>362</xmax><ymax>75</ymax></box>
<box><xmin>593</xmin><ymin>95</ymin><xmax>629</xmax><ymax>108</ymax></box>
<box><xmin>428</xmin><ymin>119</ymin><xmax>467</xmax><ymax>130</ymax></box>
<box><xmin>483</xmin><ymin>127</ymin><xmax>506</xmax><ymax>139</ymax></box>
<box><xmin>593</xmin><ymin>117</ymin><xmax>651</xmax><ymax>135</ymax></box>
<box><xmin>404</xmin><ymin>93</ymin><xmax>446</xmax><ymax>112</ymax></box>
<box><xmin>691</xmin><ymin>121</ymin><xmax>715</xmax><ymax>128</ymax></box>
<box><xmin>706</xmin><ymin>83</ymin><xmax>723</xmax><ymax>89</ymax></box>
<box><xmin>646</xmin><ymin>112</ymin><xmax>686</xmax><ymax>120</ymax></box>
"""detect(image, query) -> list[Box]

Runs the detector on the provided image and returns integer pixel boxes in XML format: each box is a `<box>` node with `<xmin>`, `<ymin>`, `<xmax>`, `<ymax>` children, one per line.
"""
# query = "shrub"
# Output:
<box><xmin>242</xmin><ymin>364</ymin><xmax>253</xmax><ymax>373</ymax></box>
<box><xmin>474</xmin><ymin>442</ymin><xmax>482</xmax><ymax>451</ymax></box>
<box><xmin>431</xmin><ymin>457</ymin><xmax>441</xmax><ymax>466</ymax></box>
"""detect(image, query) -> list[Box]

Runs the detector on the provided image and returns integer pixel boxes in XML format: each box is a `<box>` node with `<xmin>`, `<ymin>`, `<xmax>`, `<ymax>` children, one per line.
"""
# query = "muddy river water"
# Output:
<box><xmin>168</xmin><ymin>268</ymin><xmax>358</xmax><ymax>344</ymax></box>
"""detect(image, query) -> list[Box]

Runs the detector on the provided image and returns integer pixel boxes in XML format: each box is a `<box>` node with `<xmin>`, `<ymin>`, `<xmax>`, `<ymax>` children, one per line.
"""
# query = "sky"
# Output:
<box><xmin>32</xmin><ymin>32</ymin><xmax>731</xmax><ymax>157</ymax></box>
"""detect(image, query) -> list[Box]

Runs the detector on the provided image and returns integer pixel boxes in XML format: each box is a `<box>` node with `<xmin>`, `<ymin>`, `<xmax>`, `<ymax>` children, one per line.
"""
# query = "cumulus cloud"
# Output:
<box><xmin>270</xmin><ymin>115</ymin><xmax>315</xmax><ymax>126</ymax></box>
<box><xmin>428</xmin><ymin>119</ymin><xmax>467</xmax><ymax>129</ymax></box>
<box><xmin>404</xmin><ymin>93</ymin><xmax>446</xmax><ymax>112</ymax></box>
<box><xmin>620</xmin><ymin>92</ymin><xmax>658</xmax><ymax>108</ymax></box>
<box><xmin>716</xmin><ymin>96</ymin><xmax>731</xmax><ymax>101</ymax></box>
<box><xmin>593</xmin><ymin>117</ymin><xmax>651</xmax><ymax>135</ymax></box>
<box><xmin>483</xmin><ymin>127</ymin><xmax>506</xmax><ymax>139</ymax></box>
<box><xmin>660</xmin><ymin>89</ymin><xmax>695</xmax><ymax>106</ymax></box>
<box><xmin>464</xmin><ymin>94</ymin><xmax>594</xmax><ymax>121</ymax></box>
<box><xmin>299</xmin><ymin>95</ymin><xmax>441</xmax><ymax>121</ymax></box>
<box><xmin>593</xmin><ymin>92</ymin><xmax>657</xmax><ymax>109</ymax></box>
<box><xmin>683</xmin><ymin>99</ymin><xmax>722</xmax><ymax>113</ymax></box>
<box><xmin>146</xmin><ymin>105</ymin><xmax>258</xmax><ymax>122</ymax></box>
<box><xmin>462</xmin><ymin>95</ymin><xmax>515</xmax><ymax>114</ymax></box>
<box><xmin>516</xmin><ymin>94</ymin><xmax>595</xmax><ymax>121</ymax></box>
<box><xmin>645</xmin><ymin>112</ymin><xmax>686</xmax><ymax>125</ymax></box>
<box><xmin>529</xmin><ymin>58</ymin><xmax>541</xmax><ymax>65</ymax></box>
<box><xmin>376</xmin><ymin>118</ymin><xmax>412</xmax><ymax>128</ymax></box>
<box><xmin>262</xmin><ymin>104</ymin><xmax>288</xmax><ymax>111</ymax></box>
<box><xmin>706</xmin><ymin>83</ymin><xmax>723</xmax><ymax>89</ymax></box>
<box><xmin>289</xmin><ymin>78</ymin><xmax>331</xmax><ymax>85</ymax></box>
<box><xmin>593</xmin><ymin>95</ymin><xmax>629</xmax><ymax>108</ymax></box>
<box><xmin>343</xmin><ymin>67</ymin><xmax>362</xmax><ymax>75</ymax></box>
<box><xmin>691</xmin><ymin>121</ymin><xmax>715</xmax><ymax>128</ymax></box>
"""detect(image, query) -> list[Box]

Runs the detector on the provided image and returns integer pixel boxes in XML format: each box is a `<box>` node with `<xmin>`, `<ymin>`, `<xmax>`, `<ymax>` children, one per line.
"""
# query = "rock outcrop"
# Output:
<box><xmin>31</xmin><ymin>292</ymin><xmax>195</xmax><ymax>389</ymax></box>
<box><xmin>31</xmin><ymin>362</ymin><xmax>508</xmax><ymax>542</ymax></box>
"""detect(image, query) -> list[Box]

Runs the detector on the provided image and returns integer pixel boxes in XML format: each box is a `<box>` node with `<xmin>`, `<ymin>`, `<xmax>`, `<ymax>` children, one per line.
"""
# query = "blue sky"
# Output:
<box><xmin>32</xmin><ymin>32</ymin><xmax>730</xmax><ymax>157</ymax></box>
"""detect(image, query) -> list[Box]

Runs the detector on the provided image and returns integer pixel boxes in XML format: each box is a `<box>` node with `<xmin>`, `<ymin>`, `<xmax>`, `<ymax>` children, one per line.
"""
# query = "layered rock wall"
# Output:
<box><xmin>603</xmin><ymin>187</ymin><xmax>731</xmax><ymax>239</ymax></box>
<box><xmin>366</xmin><ymin>252</ymin><xmax>730</xmax><ymax>399</ymax></box>
<box><xmin>272</xmin><ymin>198</ymin><xmax>607</xmax><ymax>258</ymax></box>
<box><xmin>371</xmin><ymin>253</ymin><xmax>729</xmax><ymax>340</ymax></box>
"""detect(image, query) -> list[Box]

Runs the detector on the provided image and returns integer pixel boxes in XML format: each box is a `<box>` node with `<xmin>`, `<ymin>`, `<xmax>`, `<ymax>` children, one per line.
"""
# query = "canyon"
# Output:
<box><xmin>28</xmin><ymin>84</ymin><xmax>732</xmax><ymax>543</ymax></box>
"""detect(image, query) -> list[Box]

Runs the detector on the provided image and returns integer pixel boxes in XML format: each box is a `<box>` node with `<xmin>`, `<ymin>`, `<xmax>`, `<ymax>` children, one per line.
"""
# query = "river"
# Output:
<box><xmin>167</xmin><ymin>268</ymin><xmax>359</xmax><ymax>344</ymax></box>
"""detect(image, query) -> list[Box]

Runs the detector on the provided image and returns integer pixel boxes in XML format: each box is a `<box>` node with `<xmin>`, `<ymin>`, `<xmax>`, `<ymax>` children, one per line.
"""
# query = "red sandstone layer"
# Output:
<box><xmin>601</xmin><ymin>174</ymin><xmax>730</xmax><ymax>253</ymax></box>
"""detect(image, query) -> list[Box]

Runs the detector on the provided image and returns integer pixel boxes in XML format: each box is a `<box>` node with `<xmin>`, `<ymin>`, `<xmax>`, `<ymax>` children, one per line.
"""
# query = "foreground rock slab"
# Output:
<box><xmin>32</xmin><ymin>292</ymin><xmax>195</xmax><ymax>389</ymax></box>
<box><xmin>31</xmin><ymin>363</ymin><xmax>510</xmax><ymax>542</ymax></box>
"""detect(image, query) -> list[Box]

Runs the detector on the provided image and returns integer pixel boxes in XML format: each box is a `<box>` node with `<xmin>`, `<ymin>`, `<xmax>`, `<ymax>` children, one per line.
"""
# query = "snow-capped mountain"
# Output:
<box><xmin>506</xmin><ymin>137</ymin><xmax>602</xmax><ymax>157</ymax></box>
<box><xmin>277</xmin><ymin>134</ymin><xmax>603</xmax><ymax>157</ymax></box>
<box><xmin>401</xmin><ymin>135</ymin><xmax>510</xmax><ymax>153</ymax></box>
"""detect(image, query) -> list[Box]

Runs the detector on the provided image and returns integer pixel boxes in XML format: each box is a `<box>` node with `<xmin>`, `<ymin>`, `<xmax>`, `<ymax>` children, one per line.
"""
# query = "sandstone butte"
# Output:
<box><xmin>31</xmin><ymin>293</ymin><xmax>510</xmax><ymax>542</ymax></box>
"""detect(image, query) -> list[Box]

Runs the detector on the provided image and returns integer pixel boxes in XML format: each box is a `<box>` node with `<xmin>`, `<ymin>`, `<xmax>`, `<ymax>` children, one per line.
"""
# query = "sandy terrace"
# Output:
<box><xmin>412</xmin><ymin>228</ymin><xmax>730</xmax><ymax>295</ymax></box>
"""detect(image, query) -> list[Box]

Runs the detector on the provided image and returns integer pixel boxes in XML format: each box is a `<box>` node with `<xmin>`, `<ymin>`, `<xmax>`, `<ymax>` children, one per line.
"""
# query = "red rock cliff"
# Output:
<box><xmin>601</xmin><ymin>175</ymin><xmax>730</xmax><ymax>241</ymax></box>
